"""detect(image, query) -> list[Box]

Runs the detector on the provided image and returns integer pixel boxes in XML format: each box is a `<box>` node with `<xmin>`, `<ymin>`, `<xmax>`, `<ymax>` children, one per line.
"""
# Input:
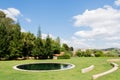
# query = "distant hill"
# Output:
<box><xmin>100</xmin><ymin>48</ymin><xmax>120</xmax><ymax>56</ymax></box>
<box><xmin>101</xmin><ymin>48</ymin><xmax>119</xmax><ymax>51</ymax></box>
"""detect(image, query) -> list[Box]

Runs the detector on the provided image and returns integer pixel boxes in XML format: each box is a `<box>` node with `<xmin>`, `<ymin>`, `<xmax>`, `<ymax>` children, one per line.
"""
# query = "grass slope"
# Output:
<box><xmin>0</xmin><ymin>57</ymin><xmax>119</xmax><ymax>80</ymax></box>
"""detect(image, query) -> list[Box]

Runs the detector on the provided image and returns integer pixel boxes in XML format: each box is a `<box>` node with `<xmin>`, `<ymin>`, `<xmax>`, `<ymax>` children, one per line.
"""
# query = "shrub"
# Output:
<box><xmin>94</xmin><ymin>50</ymin><xmax>104</xmax><ymax>57</ymax></box>
<box><xmin>58</xmin><ymin>53</ymin><xmax>71</xmax><ymax>59</ymax></box>
<box><xmin>76</xmin><ymin>49</ymin><xmax>84</xmax><ymax>57</ymax></box>
<box><xmin>76</xmin><ymin>51</ymin><xmax>82</xmax><ymax>57</ymax></box>
<box><xmin>104</xmin><ymin>52</ymin><xmax>119</xmax><ymax>57</ymax></box>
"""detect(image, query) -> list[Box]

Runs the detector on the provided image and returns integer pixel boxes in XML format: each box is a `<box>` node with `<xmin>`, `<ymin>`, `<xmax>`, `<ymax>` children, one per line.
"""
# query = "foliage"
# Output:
<box><xmin>58</xmin><ymin>53</ymin><xmax>71</xmax><ymax>59</ymax></box>
<box><xmin>76</xmin><ymin>49</ymin><xmax>104</xmax><ymax>57</ymax></box>
<box><xmin>0</xmin><ymin>11</ymin><xmax>74</xmax><ymax>60</ymax></box>
<box><xmin>20</xmin><ymin>32</ymin><xmax>36</xmax><ymax>59</ymax></box>
<box><xmin>43</xmin><ymin>35</ymin><xmax>53</xmax><ymax>59</ymax></box>
<box><xmin>32</xmin><ymin>37</ymin><xmax>44</xmax><ymax>59</ymax></box>
<box><xmin>76</xmin><ymin>49</ymin><xmax>84</xmax><ymax>57</ymax></box>
<box><xmin>8</xmin><ymin>23</ymin><xmax>21</xmax><ymax>59</ymax></box>
<box><xmin>58</xmin><ymin>51</ymin><xmax>71</xmax><ymax>59</ymax></box>
<box><xmin>0</xmin><ymin>11</ymin><xmax>6</xmax><ymax>18</ymax></box>
<box><xmin>69</xmin><ymin>47</ymin><xmax>74</xmax><ymax>51</ymax></box>
<box><xmin>37</xmin><ymin>26</ymin><xmax>42</xmax><ymax>38</ymax></box>
<box><xmin>85</xmin><ymin>49</ymin><xmax>93</xmax><ymax>57</ymax></box>
<box><xmin>52</xmin><ymin>37</ymin><xmax>61</xmax><ymax>54</ymax></box>
<box><xmin>0</xmin><ymin>24</ymin><xmax>9</xmax><ymax>58</ymax></box>
<box><xmin>62</xmin><ymin>43</ymin><xmax>70</xmax><ymax>51</ymax></box>
<box><xmin>93</xmin><ymin>50</ymin><xmax>104</xmax><ymax>57</ymax></box>
<box><xmin>0</xmin><ymin>11</ymin><xmax>21</xmax><ymax>60</ymax></box>
<box><xmin>105</xmin><ymin>49</ymin><xmax>120</xmax><ymax>57</ymax></box>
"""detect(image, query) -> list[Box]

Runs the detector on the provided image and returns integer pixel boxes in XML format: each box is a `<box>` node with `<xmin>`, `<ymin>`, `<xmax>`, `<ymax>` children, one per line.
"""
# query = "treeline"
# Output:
<box><xmin>76</xmin><ymin>49</ymin><xmax>104</xmax><ymax>57</ymax></box>
<box><xmin>0</xmin><ymin>11</ymin><xmax>73</xmax><ymax>60</ymax></box>
<box><xmin>76</xmin><ymin>48</ymin><xmax>120</xmax><ymax>57</ymax></box>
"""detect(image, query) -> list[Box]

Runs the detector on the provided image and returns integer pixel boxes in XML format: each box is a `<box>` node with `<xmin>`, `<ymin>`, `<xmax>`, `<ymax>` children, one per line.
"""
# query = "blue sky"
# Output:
<box><xmin>1</xmin><ymin>0</ymin><xmax>120</xmax><ymax>49</ymax></box>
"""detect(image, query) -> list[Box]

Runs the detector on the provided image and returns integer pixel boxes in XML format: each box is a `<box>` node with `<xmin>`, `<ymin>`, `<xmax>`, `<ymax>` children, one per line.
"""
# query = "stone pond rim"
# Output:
<box><xmin>13</xmin><ymin>62</ymin><xmax>75</xmax><ymax>72</ymax></box>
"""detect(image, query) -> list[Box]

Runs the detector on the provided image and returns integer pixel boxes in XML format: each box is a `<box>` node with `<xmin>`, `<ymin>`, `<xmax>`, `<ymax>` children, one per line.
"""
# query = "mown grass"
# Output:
<box><xmin>0</xmin><ymin>57</ymin><xmax>120</xmax><ymax>80</ymax></box>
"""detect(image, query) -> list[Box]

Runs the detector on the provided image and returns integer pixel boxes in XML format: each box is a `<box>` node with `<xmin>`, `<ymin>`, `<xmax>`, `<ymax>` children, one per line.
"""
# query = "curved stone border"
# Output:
<box><xmin>92</xmin><ymin>62</ymin><xmax>119</xmax><ymax>80</ymax></box>
<box><xmin>81</xmin><ymin>65</ymin><xmax>94</xmax><ymax>73</ymax></box>
<box><xmin>13</xmin><ymin>62</ymin><xmax>75</xmax><ymax>72</ymax></box>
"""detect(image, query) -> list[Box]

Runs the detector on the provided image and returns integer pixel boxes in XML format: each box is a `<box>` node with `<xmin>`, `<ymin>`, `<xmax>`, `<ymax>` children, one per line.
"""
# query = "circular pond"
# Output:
<box><xmin>13</xmin><ymin>63</ymin><xmax>75</xmax><ymax>72</ymax></box>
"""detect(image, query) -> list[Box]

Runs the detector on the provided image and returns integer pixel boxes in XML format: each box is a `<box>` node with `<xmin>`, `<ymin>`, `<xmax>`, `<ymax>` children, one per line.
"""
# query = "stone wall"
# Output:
<box><xmin>92</xmin><ymin>62</ymin><xmax>118</xmax><ymax>80</ymax></box>
<box><xmin>81</xmin><ymin>65</ymin><xmax>94</xmax><ymax>73</ymax></box>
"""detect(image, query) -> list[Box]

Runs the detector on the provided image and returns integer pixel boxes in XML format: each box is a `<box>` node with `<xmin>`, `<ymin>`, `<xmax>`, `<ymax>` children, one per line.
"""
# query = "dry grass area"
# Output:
<box><xmin>107</xmin><ymin>59</ymin><xmax>120</xmax><ymax>62</ymax></box>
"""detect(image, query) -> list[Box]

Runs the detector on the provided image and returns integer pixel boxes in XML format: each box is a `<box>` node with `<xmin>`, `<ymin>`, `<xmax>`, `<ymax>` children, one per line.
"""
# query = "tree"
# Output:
<box><xmin>85</xmin><ymin>49</ymin><xmax>93</xmax><ymax>57</ymax></box>
<box><xmin>93</xmin><ymin>50</ymin><xmax>104</xmax><ymax>57</ymax></box>
<box><xmin>8</xmin><ymin>23</ymin><xmax>21</xmax><ymax>59</ymax></box>
<box><xmin>32</xmin><ymin>37</ymin><xmax>44</xmax><ymax>59</ymax></box>
<box><xmin>0</xmin><ymin>23</ymin><xmax>9</xmax><ymax>59</ymax></box>
<box><xmin>0</xmin><ymin>11</ymin><xmax>72</xmax><ymax>60</ymax></box>
<box><xmin>0</xmin><ymin>11</ymin><xmax>21</xmax><ymax>60</ymax></box>
<box><xmin>52</xmin><ymin>37</ymin><xmax>61</xmax><ymax>54</ymax></box>
<box><xmin>62</xmin><ymin>43</ymin><xmax>70</xmax><ymax>51</ymax></box>
<box><xmin>0</xmin><ymin>11</ymin><xmax>6</xmax><ymax>18</ymax></box>
<box><xmin>70</xmin><ymin>47</ymin><xmax>74</xmax><ymax>51</ymax></box>
<box><xmin>76</xmin><ymin>49</ymin><xmax>83</xmax><ymax>57</ymax></box>
<box><xmin>44</xmin><ymin>35</ymin><xmax>53</xmax><ymax>59</ymax></box>
<box><xmin>37</xmin><ymin>26</ymin><xmax>42</xmax><ymax>38</ymax></box>
<box><xmin>21</xmin><ymin>32</ymin><xmax>35</xmax><ymax>59</ymax></box>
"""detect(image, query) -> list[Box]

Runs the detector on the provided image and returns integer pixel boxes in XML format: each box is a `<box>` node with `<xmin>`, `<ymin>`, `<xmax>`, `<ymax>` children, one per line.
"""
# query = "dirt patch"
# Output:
<box><xmin>107</xmin><ymin>59</ymin><xmax>120</xmax><ymax>62</ymax></box>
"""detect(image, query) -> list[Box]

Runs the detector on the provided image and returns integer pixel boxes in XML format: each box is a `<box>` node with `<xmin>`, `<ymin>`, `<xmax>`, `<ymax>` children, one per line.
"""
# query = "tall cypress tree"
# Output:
<box><xmin>32</xmin><ymin>26</ymin><xmax>44</xmax><ymax>59</ymax></box>
<box><xmin>37</xmin><ymin>26</ymin><xmax>42</xmax><ymax>38</ymax></box>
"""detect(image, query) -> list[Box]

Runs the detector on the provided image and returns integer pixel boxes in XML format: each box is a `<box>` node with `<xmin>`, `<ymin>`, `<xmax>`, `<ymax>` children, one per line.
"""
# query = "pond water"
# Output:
<box><xmin>13</xmin><ymin>63</ymin><xmax>75</xmax><ymax>72</ymax></box>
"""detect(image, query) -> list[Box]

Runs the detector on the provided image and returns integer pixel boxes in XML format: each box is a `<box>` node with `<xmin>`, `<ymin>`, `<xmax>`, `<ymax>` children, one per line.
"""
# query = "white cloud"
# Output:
<box><xmin>42</xmin><ymin>33</ymin><xmax>55</xmax><ymax>39</ymax></box>
<box><xmin>73</xmin><ymin>6</ymin><xmax>120</xmax><ymax>38</ymax></box>
<box><xmin>115</xmin><ymin>0</ymin><xmax>120</xmax><ymax>6</ymax></box>
<box><xmin>61</xmin><ymin>37</ymin><xmax>90</xmax><ymax>49</ymax></box>
<box><xmin>73</xmin><ymin>5</ymin><xmax>120</xmax><ymax>49</ymax></box>
<box><xmin>25</xmin><ymin>18</ymin><xmax>32</xmax><ymax>23</ymax></box>
<box><xmin>0</xmin><ymin>8</ymin><xmax>21</xmax><ymax>21</ymax></box>
<box><xmin>41</xmin><ymin>33</ymin><xmax>47</xmax><ymax>39</ymax></box>
<box><xmin>7</xmin><ymin>8</ymin><xmax>21</xmax><ymax>16</ymax></box>
<box><xmin>41</xmin><ymin>33</ymin><xmax>90</xmax><ymax>49</ymax></box>
<box><xmin>104</xmin><ymin>36</ymin><xmax>120</xmax><ymax>41</ymax></box>
<box><xmin>21</xmin><ymin>27</ymin><xmax>26</xmax><ymax>32</ymax></box>
<box><xmin>0</xmin><ymin>8</ymin><xmax>32</xmax><ymax>23</ymax></box>
<box><xmin>105</xmin><ymin>42</ymin><xmax>120</xmax><ymax>48</ymax></box>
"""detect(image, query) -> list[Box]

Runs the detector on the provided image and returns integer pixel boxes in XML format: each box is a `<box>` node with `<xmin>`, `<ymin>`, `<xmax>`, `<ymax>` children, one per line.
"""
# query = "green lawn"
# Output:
<box><xmin>0</xmin><ymin>57</ymin><xmax>120</xmax><ymax>80</ymax></box>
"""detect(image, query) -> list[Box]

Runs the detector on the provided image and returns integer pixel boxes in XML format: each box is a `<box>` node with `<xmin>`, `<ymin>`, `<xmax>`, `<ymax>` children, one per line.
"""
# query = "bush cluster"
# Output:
<box><xmin>58</xmin><ymin>53</ymin><xmax>71</xmax><ymax>59</ymax></box>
